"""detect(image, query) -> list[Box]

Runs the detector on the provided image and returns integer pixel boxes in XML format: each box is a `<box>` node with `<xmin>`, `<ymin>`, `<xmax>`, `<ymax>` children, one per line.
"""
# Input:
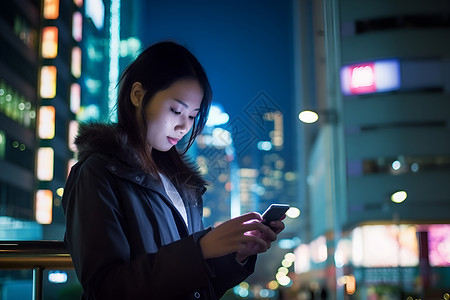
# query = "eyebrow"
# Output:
<box><xmin>174</xmin><ymin>99</ymin><xmax>200</xmax><ymax>111</ymax></box>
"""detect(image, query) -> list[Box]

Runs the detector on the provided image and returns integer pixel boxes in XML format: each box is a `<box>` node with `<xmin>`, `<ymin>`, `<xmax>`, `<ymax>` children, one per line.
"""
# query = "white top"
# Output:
<box><xmin>159</xmin><ymin>173</ymin><xmax>188</xmax><ymax>227</ymax></box>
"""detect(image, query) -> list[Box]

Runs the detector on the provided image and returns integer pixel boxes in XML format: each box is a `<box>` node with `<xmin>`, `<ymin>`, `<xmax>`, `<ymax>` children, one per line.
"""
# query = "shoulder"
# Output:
<box><xmin>67</xmin><ymin>153</ymin><xmax>114</xmax><ymax>188</ymax></box>
<box><xmin>63</xmin><ymin>153</ymin><xmax>119</xmax><ymax>214</ymax></box>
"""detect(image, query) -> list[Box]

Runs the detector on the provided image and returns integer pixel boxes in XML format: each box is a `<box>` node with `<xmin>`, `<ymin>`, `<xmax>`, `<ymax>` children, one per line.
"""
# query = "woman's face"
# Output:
<box><xmin>142</xmin><ymin>79</ymin><xmax>203</xmax><ymax>152</ymax></box>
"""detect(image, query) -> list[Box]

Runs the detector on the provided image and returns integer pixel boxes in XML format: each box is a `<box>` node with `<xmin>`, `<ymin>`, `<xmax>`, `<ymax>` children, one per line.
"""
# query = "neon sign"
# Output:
<box><xmin>341</xmin><ymin>59</ymin><xmax>400</xmax><ymax>96</ymax></box>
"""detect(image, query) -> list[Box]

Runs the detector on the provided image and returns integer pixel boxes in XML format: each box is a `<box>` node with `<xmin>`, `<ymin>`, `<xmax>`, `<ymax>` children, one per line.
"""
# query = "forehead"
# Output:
<box><xmin>163</xmin><ymin>79</ymin><xmax>203</xmax><ymax>106</ymax></box>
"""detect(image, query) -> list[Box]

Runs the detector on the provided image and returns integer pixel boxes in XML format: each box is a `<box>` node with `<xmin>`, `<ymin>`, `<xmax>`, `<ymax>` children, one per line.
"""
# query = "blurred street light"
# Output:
<box><xmin>298</xmin><ymin>109</ymin><xmax>338</xmax><ymax>124</ymax></box>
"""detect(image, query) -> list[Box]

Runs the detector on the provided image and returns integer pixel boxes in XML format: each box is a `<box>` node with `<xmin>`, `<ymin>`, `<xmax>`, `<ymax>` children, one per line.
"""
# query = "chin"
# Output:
<box><xmin>155</xmin><ymin>145</ymin><xmax>174</xmax><ymax>152</ymax></box>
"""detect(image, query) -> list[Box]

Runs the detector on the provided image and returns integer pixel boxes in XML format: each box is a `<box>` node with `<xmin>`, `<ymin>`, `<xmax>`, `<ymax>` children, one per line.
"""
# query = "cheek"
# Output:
<box><xmin>147</xmin><ymin>117</ymin><xmax>170</xmax><ymax>137</ymax></box>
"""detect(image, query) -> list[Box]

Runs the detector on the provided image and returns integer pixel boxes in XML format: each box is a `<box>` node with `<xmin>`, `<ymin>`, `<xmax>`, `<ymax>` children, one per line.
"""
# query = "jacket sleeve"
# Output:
<box><xmin>62</xmin><ymin>156</ymin><xmax>213</xmax><ymax>299</ymax></box>
<box><xmin>190</xmin><ymin>229</ymin><xmax>257</xmax><ymax>298</ymax></box>
<box><xmin>188</xmin><ymin>198</ymin><xmax>258</xmax><ymax>298</ymax></box>
<box><xmin>209</xmin><ymin>254</ymin><xmax>257</xmax><ymax>298</ymax></box>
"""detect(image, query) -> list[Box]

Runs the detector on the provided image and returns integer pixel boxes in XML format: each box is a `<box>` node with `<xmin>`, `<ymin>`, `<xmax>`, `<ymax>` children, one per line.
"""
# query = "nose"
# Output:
<box><xmin>175</xmin><ymin>115</ymin><xmax>190</xmax><ymax>134</ymax></box>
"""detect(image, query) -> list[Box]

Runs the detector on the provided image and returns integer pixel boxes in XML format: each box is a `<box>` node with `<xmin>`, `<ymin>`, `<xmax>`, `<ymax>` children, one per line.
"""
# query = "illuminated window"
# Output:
<box><xmin>239</xmin><ymin>168</ymin><xmax>259</xmax><ymax>178</ymax></box>
<box><xmin>40</xmin><ymin>66</ymin><xmax>57</xmax><ymax>98</ymax></box>
<box><xmin>35</xmin><ymin>190</ymin><xmax>53</xmax><ymax>224</ymax></box>
<box><xmin>72</xmin><ymin>12</ymin><xmax>83</xmax><ymax>42</ymax></box>
<box><xmin>71</xmin><ymin>47</ymin><xmax>82</xmax><ymax>78</ymax></box>
<box><xmin>38</xmin><ymin>106</ymin><xmax>55</xmax><ymax>139</ymax></box>
<box><xmin>351</xmin><ymin>225</ymin><xmax>419</xmax><ymax>267</ymax></box>
<box><xmin>0</xmin><ymin>130</ymin><xmax>5</xmax><ymax>159</ymax></box>
<box><xmin>428</xmin><ymin>224</ymin><xmax>450</xmax><ymax>267</ymax></box>
<box><xmin>42</xmin><ymin>27</ymin><xmax>58</xmax><ymax>58</ymax></box>
<box><xmin>334</xmin><ymin>238</ymin><xmax>352</xmax><ymax>268</ymax></box>
<box><xmin>37</xmin><ymin>147</ymin><xmax>54</xmax><ymax>181</ymax></box>
<box><xmin>345</xmin><ymin>275</ymin><xmax>356</xmax><ymax>295</ymax></box>
<box><xmin>294</xmin><ymin>244</ymin><xmax>311</xmax><ymax>274</ymax></box>
<box><xmin>86</xmin><ymin>0</ymin><xmax>105</xmax><ymax>30</ymax></box>
<box><xmin>43</xmin><ymin>0</ymin><xmax>60</xmax><ymax>19</ymax></box>
<box><xmin>68</xmin><ymin>120</ymin><xmax>78</xmax><ymax>152</ymax></box>
<box><xmin>310</xmin><ymin>235</ymin><xmax>327</xmax><ymax>264</ymax></box>
<box><xmin>70</xmin><ymin>83</ymin><xmax>81</xmax><ymax>113</ymax></box>
<box><xmin>73</xmin><ymin>0</ymin><xmax>83</xmax><ymax>7</ymax></box>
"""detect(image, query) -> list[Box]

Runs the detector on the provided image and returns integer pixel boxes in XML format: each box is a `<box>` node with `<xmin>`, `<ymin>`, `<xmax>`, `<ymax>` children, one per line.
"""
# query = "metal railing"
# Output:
<box><xmin>0</xmin><ymin>241</ymin><xmax>74</xmax><ymax>300</ymax></box>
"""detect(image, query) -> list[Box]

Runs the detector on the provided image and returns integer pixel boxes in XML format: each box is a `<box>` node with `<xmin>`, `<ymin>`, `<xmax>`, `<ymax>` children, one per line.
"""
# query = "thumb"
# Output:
<box><xmin>234</xmin><ymin>212</ymin><xmax>262</xmax><ymax>224</ymax></box>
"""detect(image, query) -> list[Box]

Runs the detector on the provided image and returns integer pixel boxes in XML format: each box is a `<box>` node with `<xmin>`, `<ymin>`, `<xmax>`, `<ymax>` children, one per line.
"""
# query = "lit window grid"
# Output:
<box><xmin>0</xmin><ymin>81</ymin><xmax>36</xmax><ymax>128</ymax></box>
<box><xmin>41</xmin><ymin>27</ymin><xmax>58</xmax><ymax>58</ymax></box>
<box><xmin>40</xmin><ymin>66</ymin><xmax>57</xmax><ymax>98</ymax></box>
<box><xmin>70</xmin><ymin>83</ymin><xmax>81</xmax><ymax>113</ymax></box>
<box><xmin>71</xmin><ymin>47</ymin><xmax>82</xmax><ymax>78</ymax></box>
<box><xmin>37</xmin><ymin>147</ymin><xmax>54</xmax><ymax>181</ymax></box>
<box><xmin>38</xmin><ymin>106</ymin><xmax>56</xmax><ymax>139</ymax></box>
<box><xmin>68</xmin><ymin>120</ymin><xmax>78</xmax><ymax>152</ymax></box>
<box><xmin>72</xmin><ymin>12</ymin><xmax>83</xmax><ymax>42</ymax></box>
<box><xmin>43</xmin><ymin>0</ymin><xmax>60</xmax><ymax>19</ymax></box>
<box><xmin>35</xmin><ymin>189</ymin><xmax>53</xmax><ymax>224</ymax></box>
<box><xmin>0</xmin><ymin>130</ymin><xmax>5</xmax><ymax>159</ymax></box>
<box><xmin>73</xmin><ymin>0</ymin><xmax>83</xmax><ymax>8</ymax></box>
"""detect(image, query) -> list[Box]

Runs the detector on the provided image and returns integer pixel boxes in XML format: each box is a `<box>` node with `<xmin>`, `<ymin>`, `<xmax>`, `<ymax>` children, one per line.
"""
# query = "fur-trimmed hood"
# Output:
<box><xmin>74</xmin><ymin>123</ymin><xmax>140</xmax><ymax>167</ymax></box>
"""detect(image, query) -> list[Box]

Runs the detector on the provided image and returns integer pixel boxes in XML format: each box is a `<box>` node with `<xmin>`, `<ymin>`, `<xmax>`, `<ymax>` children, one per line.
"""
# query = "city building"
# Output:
<box><xmin>0</xmin><ymin>0</ymin><xmax>83</xmax><ymax>240</ymax></box>
<box><xmin>0</xmin><ymin>0</ymin><xmax>83</xmax><ymax>298</ymax></box>
<box><xmin>0</xmin><ymin>0</ymin><xmax>115</xmax><ymax>298</ymax></box>
<box><xmin>295</xmin><ymin>0</ymin><xmax>450</xmax><ymax>299</ymax></box>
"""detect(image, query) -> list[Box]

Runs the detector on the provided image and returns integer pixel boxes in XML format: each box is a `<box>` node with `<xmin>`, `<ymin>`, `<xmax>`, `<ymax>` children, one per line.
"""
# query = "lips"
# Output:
<box><xmin>167</xmin><ymin>137</ymin><xmax>180</xmax><ymax>145</ymax></box>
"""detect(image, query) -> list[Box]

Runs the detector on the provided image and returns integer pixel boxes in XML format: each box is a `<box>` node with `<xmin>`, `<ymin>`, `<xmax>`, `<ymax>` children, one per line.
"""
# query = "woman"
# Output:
<box><xmin>62</xmin><ymin>41</ymin><xmax>285</xmax><ymax>299</ymax></box>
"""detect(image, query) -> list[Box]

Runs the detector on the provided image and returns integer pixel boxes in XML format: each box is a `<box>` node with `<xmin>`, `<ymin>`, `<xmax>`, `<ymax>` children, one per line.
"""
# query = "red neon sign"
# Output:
<box><xmin>341</xmin><ymin>59</ymin><xmax>401</xmax><ymax>96</ymax></box>
<box><xmin>349</xmin><ymin>63</ymin><xmax>376</xmax><ymax>94</ymax></box>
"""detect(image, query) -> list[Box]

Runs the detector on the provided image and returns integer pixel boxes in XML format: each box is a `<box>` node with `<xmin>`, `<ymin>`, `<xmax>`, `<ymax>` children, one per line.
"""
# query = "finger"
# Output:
<box><xmin>214</xmin><ymin>213</ymin><xmax>260</xmax><ymax>232</ymax></box>
<box><xmin>245</xmin><ymin>224</ymin><xmax>278</xmax><ymax>243</ymax></box>
<box><xmin>236</xmin><ymin>212</ymin><xmax>262</xmax><ymax>223</ymax></box>
<box><xmin>239</xmin><ymin>236</ymin><xmax>269</xmax><ymax>252</ymax></box>
<box><xmin>241</xmin><ymin>221</ymin><xmax>270</xmax><ymax>234</ymax></box>
<box><xmin>259</xmin><ymin>227</ymin><xmax>277</xmax><ymax>242</ymax></box>
<box><xmin>268</xmin><ymin>220</ymin><xmax>286</xmax><ymax>234</ymax></box>
<box><xmin>252</xmin><ymin>222</ymin><xmax>278</xmax><ymax>239</ymax></box>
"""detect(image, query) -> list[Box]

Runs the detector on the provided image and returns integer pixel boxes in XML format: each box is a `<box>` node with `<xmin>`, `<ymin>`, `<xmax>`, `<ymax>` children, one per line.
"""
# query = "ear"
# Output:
<box><xmin>130</xmin><ymin>82</ymin><xmax>145</xmax><ymax>108</ymax></box>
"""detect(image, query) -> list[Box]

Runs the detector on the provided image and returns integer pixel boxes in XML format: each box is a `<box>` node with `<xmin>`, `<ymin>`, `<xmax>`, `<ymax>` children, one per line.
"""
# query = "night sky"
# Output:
<box><xmin>132</xmin><ymin>0</ymin><xmax>299</xmax><ymax>169</ymax></box>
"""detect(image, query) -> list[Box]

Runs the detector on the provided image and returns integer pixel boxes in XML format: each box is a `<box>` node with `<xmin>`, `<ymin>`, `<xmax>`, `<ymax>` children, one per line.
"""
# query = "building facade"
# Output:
<box><xmin>0</xmin><ymin>0</ymin><xmax>83</xmax><ymax>240</ymax></box>
<box><xmin>0</xmin><ymin>0</ymin><xmax>114</xmax><ymax>298</ymax></box>
<box><xmin>295</xmin><ymin>0</ymin><xmax>450</xmax><ymax>299</ymax></box>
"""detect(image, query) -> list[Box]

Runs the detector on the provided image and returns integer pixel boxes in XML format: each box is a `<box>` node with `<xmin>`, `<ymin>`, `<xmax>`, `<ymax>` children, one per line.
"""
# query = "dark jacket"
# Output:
<box><xmin>62</xmin><ymin>124</ymin><xmax>256</xmax><ymax>299</ymax></box>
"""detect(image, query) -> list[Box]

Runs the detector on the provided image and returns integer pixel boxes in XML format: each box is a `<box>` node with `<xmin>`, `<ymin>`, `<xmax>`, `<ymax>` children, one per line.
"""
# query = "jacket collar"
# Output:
<box><xmin>105</xmin><ymin>155</ymin><xmax>194</xmax><ymax>236</ymax></box>
<box><xmin>104</xmin><ymin>155</ymin><xmax>165</xmax><ymax>193</ymax></box>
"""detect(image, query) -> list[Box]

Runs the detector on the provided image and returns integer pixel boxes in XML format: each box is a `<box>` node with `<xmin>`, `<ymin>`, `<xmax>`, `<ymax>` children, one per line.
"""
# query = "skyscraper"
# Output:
<box><xmin>295</xmin><ymin>0</ymin><xmax>450</xmax><ymax>299</ymax></box>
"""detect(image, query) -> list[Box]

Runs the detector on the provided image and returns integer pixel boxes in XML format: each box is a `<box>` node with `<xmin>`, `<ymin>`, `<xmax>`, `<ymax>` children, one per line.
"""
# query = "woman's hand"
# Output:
<box><xmin>199</xmin><ymin>212</ymin><xmax>286</xmax><ymax>262</ymax></box>
<box><xmin>199</xmin><ymin>212</ymin><xmax>269</xmax><ymax>259</ymax></box>
<box><xmin>234</xmin><ymin>218</ymin><xmax>285</xmax><ymax>262</ymax></box>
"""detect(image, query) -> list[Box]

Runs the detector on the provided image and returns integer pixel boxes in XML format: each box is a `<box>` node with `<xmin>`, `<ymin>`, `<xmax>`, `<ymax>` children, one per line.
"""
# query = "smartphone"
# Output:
<box><xmin>262</xmin><ymin>204</ymin><xmax>290</xmax><ymax>225</ymax></box>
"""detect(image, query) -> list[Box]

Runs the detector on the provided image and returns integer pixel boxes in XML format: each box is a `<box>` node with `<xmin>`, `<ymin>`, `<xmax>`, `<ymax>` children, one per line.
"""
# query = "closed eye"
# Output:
<box><xmin>171</xmin><ymin>107</ymin><xmax>197</xmax><ymax>120</ymax></box>
<box><xmin>170</xmin><ymin>107</ymin><xmax>181</xmax><ymax>115</ymax></box>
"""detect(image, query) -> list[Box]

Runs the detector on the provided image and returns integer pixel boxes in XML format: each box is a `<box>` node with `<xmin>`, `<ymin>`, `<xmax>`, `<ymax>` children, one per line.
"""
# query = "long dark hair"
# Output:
<box><xmin>117</xmin><ymin>41</ymin><xmax>211</xmax><ymax>202</ymax></box>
